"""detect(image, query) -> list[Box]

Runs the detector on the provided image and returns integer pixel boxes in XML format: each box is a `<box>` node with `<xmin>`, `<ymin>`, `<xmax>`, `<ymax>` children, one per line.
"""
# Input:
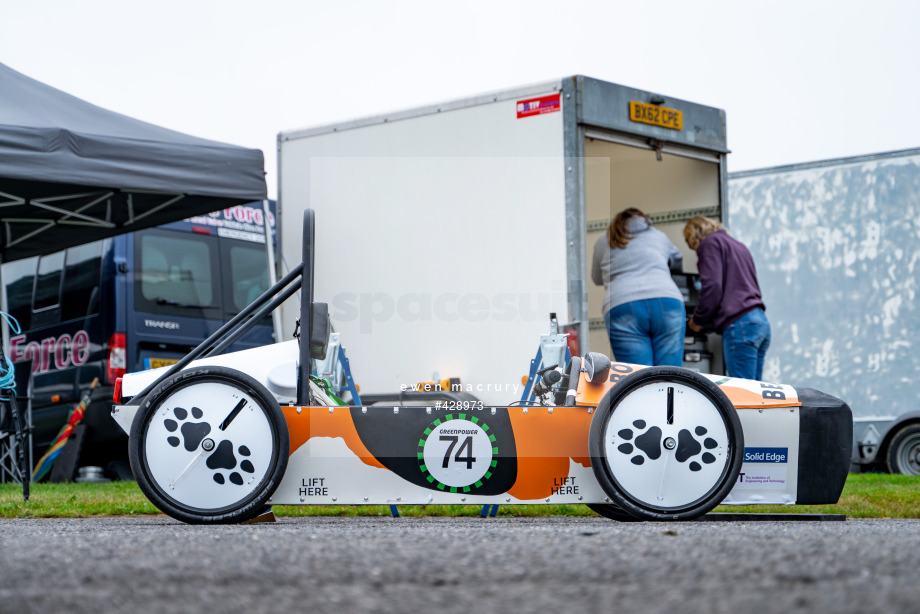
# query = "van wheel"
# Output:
<box><xmin>588</xmin><ymin>367</ymin><xmax>743</xmax><ymax>521</ymax></box>
<box><xmin>129</xmin><ymin>366</ymin><xmax>289</xmax><ymax>524</ymax></box>
<box><xmin>886</xmin><ymin>424</ymin><xmax>920</xmax><ymax>475</ymax></box>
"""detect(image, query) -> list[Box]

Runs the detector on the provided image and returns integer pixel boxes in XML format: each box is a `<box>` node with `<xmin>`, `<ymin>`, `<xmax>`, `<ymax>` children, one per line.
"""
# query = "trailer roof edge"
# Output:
<box><xmin>278</xmin><ymin>77</ymin><xmax>568</xmax><ymax>142</ymax></box>
<box><xmin>729</xmin><ymin>146</ymin><xmax>920</xmax><ymax>179</ymax></box>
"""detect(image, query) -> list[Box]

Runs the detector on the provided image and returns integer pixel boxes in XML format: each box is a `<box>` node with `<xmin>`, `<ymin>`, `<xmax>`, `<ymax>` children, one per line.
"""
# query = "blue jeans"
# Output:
<box><xmin>605</xmin><ymin>298</ymin><xmax>686</xmax><ymax>367</ymax></box>
<box><xmin>721</xmin><ymin>308</ymin><xmax>771</xmax><ymax>380</ymax></box>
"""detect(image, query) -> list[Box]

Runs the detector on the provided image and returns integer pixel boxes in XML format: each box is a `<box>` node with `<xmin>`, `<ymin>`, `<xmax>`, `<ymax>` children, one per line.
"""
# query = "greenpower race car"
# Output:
<box><xmin>112</xmin><ymin>212</ymin><xmax>851</xmax><ymax>524</ymax></box>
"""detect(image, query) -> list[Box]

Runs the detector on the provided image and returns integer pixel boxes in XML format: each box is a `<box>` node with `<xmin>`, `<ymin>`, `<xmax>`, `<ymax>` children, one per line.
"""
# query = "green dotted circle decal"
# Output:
<box><xmin>417</xmin><ymin>413</ymin><xmax>498</xmax><ymax>493</ymax></box>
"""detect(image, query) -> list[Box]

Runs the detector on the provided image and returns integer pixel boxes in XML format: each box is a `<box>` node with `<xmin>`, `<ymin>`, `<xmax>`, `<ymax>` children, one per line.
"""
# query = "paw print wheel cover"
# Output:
<box><xmin>589</xmin><ymin>367</ymin><xmax>743</xmax><ymax>521</ymax></box>
<box><xmin>129</xmin><ymin>366</ymin><xmax>289</xmax><ymax>524</ymax></box>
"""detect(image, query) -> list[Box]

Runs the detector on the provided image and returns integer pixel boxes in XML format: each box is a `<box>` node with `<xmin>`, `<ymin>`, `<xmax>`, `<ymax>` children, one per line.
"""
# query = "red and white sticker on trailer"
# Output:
<box><xmin>516</xmin><ymin>94</ymin><xmax>561</xmax><ymax>118</ymax></box>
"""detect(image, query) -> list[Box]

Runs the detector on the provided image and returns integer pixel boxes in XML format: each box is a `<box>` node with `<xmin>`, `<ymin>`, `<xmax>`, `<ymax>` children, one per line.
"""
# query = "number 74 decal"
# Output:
<box><xmin>418</xmin><ymin>414</ymin><xmax>498</xmax><ymax>492</ymax></box>
<box><xmin>440</xmin><ymin>435</ymin><xmax>476</xmax><ymax>470</ymax></box>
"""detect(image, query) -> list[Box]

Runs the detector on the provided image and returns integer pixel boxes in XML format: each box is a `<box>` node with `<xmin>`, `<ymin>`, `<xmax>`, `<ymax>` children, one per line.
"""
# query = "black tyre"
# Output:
<box><xmin>589</xmin><ymin>366</ymin><xmax>743</xmax><ymax>521</ymax></box>
<box><xmin>886</xmin><ymin>424</ymin><xmax>920</xmax><ymax>475</ymax></box>
<box><xmin>585</xmin><ymin>503</ymin><xmax>642</xmax><ymax>522</ymax></box>
<box><xmin>129</xmin><ymin>366</ymin><xmax>289</xmax><ymax>524</ymax></box>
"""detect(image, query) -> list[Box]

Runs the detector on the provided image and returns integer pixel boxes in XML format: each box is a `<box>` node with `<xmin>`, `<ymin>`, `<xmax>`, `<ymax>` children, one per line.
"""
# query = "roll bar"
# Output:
<box><xmin>133</xmin><ymin>211</ymin><xmax>326</xmax><ymax>405</ymax></box>
<box><xmin>297</xmin><ymin>209</ymin><xmax>315</xmax><ymax>405</ymax></box>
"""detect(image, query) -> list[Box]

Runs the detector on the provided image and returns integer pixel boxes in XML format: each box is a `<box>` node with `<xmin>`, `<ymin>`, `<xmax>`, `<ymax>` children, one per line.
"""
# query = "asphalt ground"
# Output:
<box><xmin>0</xmin><ymin>516</ymin><xmax>918</xmax><ymax>614</ymax></box>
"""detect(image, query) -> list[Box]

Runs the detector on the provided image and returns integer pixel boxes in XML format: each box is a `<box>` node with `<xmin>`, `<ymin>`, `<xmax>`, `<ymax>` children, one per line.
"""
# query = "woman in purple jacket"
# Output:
<box><xmin>683</xmin><ymin>216</ymin><xmax>771</xmax><ymax>380</ymax></box>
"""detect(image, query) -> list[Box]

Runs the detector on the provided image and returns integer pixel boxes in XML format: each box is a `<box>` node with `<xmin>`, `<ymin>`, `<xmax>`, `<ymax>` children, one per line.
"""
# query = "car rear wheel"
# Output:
<box><xmin>589</xmin><ymin>367</ymin><xmax>743</xmax><ymax>521</ymax></box>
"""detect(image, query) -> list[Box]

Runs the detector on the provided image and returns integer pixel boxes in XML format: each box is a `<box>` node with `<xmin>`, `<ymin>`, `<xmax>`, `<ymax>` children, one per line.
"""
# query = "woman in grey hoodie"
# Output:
<box><xmin>591</xmin><ymin>208</ymin><xmax>686</xmax><ymax>366</ymax></box>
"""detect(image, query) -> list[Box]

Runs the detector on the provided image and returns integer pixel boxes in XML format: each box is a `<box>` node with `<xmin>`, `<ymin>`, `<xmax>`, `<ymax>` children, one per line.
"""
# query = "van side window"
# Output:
<box><xmin>31</xmin><ymin>251</ymin><xmax>65</xmax><ymax>328</ymax></box>
<box><xmin>3</xmin><ymin>256</ymin><xmax>37</xmax><ymax>330</ymax></box>
<box><xmin>62</xmin><ymin>241</ymin><xmax>103</xmax><ymax>321</ymax></box>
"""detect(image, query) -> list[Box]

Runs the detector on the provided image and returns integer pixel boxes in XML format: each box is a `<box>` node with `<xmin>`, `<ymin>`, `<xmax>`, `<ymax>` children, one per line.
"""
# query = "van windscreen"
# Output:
<box><xmin>135</xmin><ymin>229</ymin><xmax>221</xmax><ymax>319</ymax></box>
<box><xmin>135</xmin><ymin>227</ymin><xmax>271</xmax><ymax>321</ymax></box>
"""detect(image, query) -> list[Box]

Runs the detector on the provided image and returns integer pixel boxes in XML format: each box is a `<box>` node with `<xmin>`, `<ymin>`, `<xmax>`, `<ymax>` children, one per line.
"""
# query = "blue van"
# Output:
<box><xmin>2</xmin><ymin>202</ymin><xmax>277</xmax><ymax>474</ymax></box>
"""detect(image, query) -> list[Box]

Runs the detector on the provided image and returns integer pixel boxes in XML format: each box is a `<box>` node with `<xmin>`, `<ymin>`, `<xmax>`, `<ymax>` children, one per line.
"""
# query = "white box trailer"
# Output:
<box><xmin>727</xmin><ymin>147</ymin><xmax>920</xmax><ymax>474</ymax></box>
<box><xmin>277</xmin><ymin>76</ymin><xmax>729</xmax><ymax>404</ymax></box>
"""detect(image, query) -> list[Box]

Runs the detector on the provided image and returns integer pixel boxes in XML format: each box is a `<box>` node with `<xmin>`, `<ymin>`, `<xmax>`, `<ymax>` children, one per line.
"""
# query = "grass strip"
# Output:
<box><xmin>0</xmin><ymin>481</ymin><xmax>159</xmax><ymax>518</ymax></box>
<box><xmin>1</xmin><ymin>474</ymin><xmax>918</xmax><ymax>519</ymax></box>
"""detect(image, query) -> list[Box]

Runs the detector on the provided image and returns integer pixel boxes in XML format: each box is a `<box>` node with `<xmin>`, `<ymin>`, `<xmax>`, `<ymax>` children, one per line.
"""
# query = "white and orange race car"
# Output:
<box><xmin>112</xmin><ymin>212</ymin><xmax>852</xmax><ymax>524</ymax></box>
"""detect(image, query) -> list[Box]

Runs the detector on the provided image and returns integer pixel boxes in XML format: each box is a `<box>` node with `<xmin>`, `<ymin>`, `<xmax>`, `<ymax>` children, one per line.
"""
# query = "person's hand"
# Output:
<box><xmin>687</xmin><ymin>317</ymin><xmax>702</xmax><ymax>333</ymax></box>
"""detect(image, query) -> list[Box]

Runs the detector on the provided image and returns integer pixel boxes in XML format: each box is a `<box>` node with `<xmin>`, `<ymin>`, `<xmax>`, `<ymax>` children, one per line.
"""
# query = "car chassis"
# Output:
<box><xmin>113</xmin><ymin>212</ymin><xmax>852</xmax><ymax>524</ymax></box>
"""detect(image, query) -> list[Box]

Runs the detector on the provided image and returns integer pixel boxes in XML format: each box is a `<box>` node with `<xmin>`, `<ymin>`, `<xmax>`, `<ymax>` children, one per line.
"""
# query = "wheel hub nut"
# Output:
<box><xmin>663</xmin><ymin>437</ymin><xmax>677</xmax><ymax>450</ymax></box>
<box><xmin>201</xmin><ymin>438</ymin><xmax>215</xmax><ymax>452</ymax></box>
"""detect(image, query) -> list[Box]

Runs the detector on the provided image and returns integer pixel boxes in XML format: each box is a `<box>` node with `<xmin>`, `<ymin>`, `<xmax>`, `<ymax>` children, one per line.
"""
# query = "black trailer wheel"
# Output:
<box><xmin>585</xmin><ymin>503</ymin><xmax>642</xmax><ymax>522</ymax></box>
<box><xmin>886</xmin><ymin>424</ymin><xmax>920</xmax><ymax>475</ymax></box>
<box><xmin>129</xmin><ymin>366</ymin><xmax>289</xmax><ymax>524</ymax></box>
<box><xmin>589</xmin><ymin>367</ymin><xmax>743</xmax><ymax>521</ymax></box>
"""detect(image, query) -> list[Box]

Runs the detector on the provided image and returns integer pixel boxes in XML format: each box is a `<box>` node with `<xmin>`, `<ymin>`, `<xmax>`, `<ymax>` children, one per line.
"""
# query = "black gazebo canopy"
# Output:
<box><xmin>0</xmin><ymin>61</ymin><xmax>267</xmax><ymax>262</ymax></box>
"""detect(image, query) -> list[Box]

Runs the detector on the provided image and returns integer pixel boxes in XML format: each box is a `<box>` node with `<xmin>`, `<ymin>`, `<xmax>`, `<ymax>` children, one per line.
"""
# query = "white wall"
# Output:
<box><xmin>279</xmin><ymin>92</ymin><xmax>567</xmax><ymax>403</ymax></box>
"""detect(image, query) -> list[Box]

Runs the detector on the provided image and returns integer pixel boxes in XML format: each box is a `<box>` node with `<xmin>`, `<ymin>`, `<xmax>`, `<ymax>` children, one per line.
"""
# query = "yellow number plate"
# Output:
<box><xmin>629</xmin><ymin>101</ymin><xmax>683</xmax><ymax>130</ymax></box>
<box><xmin>146</xmin><ymin>357</ymin><xmax>179</xmax><ymax>370</ymax></box>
